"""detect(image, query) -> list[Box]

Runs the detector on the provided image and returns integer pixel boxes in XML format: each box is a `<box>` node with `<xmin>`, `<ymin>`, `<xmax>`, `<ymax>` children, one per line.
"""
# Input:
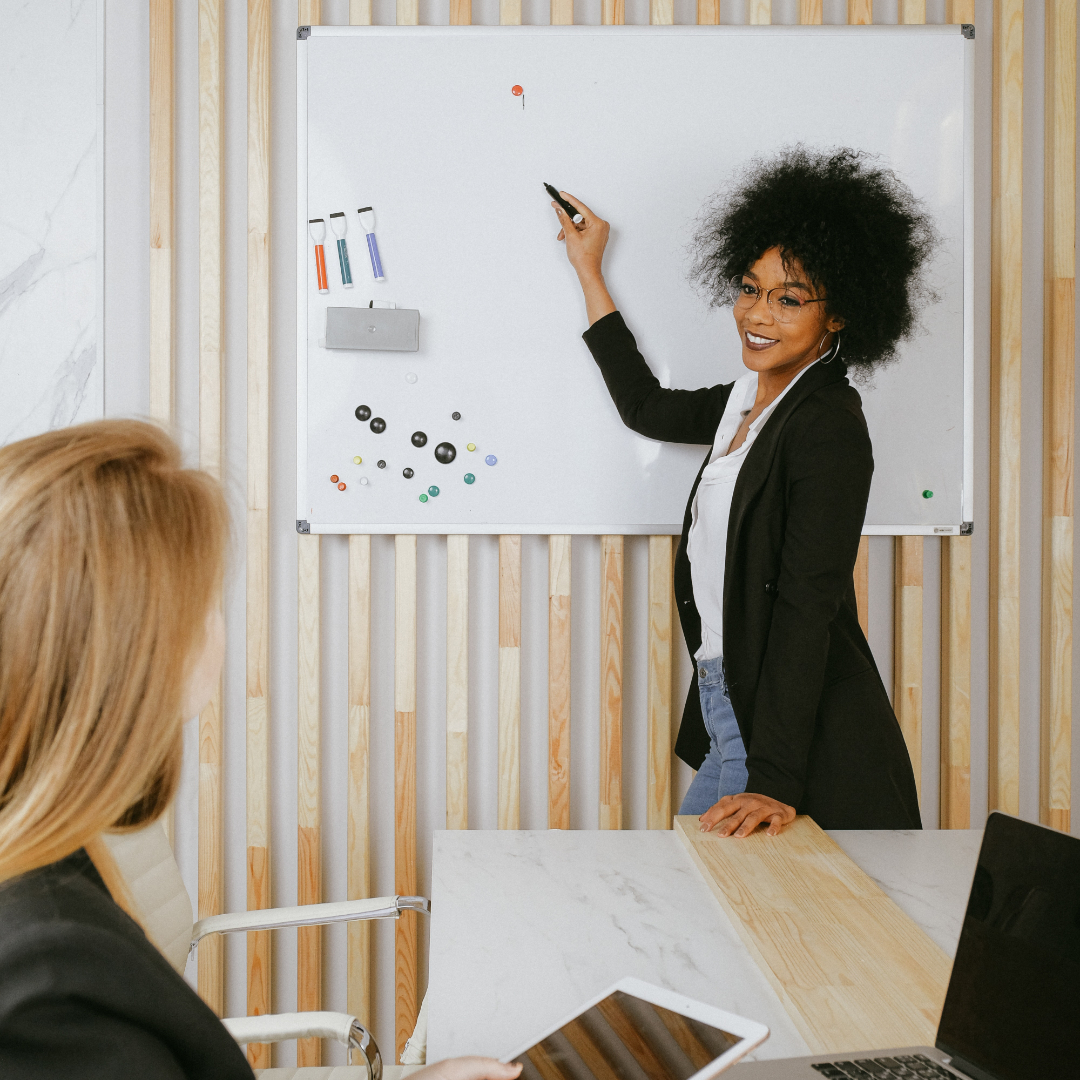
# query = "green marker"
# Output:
<box><xmin>922</xmin><ymin>489</ymin><xmax>934</xmax><ymax>499</ymax></box>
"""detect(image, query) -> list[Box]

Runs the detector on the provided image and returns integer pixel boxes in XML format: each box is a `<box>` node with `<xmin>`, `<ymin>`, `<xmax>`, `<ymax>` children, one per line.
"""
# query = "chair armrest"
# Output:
<box><xmin>192</xmin><ymin>894</ymin><xmax>429</xmax><ymax>946</ymax></box>
<box><xmin>223</xmin><ymin>1011</ymin><xmax>382</xmax><ymax>1080</ymax></box>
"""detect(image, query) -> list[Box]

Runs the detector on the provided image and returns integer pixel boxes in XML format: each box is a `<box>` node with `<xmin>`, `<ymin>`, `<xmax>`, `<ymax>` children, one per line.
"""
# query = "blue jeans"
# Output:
<box><xmin>678</xmin><ymin>655</ymin><xmax>748</xmax><ymax>816</ymax></box>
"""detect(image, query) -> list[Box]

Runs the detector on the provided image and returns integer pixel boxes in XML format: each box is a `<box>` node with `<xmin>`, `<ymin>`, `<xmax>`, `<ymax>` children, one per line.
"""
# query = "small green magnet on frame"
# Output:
<box><xmin>922</xmin><ymin>489</ymin><xmax>934</xmax><ymax>499</ymax></box>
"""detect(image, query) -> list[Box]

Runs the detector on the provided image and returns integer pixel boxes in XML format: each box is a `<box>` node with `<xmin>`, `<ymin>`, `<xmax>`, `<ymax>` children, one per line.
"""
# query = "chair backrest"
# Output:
<box><xmin>96</xmin><ymin>820</ymin><xmax>194</xmax><ymax>972</ymax></box>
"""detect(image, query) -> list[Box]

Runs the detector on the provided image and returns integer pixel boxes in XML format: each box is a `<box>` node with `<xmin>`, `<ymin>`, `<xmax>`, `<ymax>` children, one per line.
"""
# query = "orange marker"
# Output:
<box><xmin>309</xmin><ymin>218</ymin><xmax>329</xmax><ymax>294</ymax></box>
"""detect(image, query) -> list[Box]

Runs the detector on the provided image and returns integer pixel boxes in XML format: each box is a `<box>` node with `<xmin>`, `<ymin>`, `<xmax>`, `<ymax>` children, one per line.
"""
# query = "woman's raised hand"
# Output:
<box><xmin>411</xmin><ymin>1058</ymin><xmax>523</xmax><ymax>1080</ymax></box>
<box><xmin>698</xmin><ymin>793</ymin><xmax>796</xmax><ymax>838</ymax></box>
<box><xmin>553</xmin><ymin>192</ymin><xmax>610</xmax><ymax>279</ymax></box>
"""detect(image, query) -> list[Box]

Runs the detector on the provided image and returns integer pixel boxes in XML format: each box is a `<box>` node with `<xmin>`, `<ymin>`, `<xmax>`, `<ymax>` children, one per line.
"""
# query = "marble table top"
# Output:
<box><xmin>426</xmin><ymin>828</ymin><xmax>983</xmax><ymax>1063</ymax></box>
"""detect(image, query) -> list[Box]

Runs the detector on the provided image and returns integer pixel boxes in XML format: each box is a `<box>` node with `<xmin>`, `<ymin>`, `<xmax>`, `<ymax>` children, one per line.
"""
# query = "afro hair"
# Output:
<box><xmin>690</xmin><ymin>146</ymin><xmax>939</xmax><ymax>374</ymax></box>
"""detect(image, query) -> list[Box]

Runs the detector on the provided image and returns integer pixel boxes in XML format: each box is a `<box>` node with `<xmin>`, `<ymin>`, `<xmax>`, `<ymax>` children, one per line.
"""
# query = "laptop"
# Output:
<box><xmin>725</xmin><ymin>812</ymin><xmax>1080</xmax><ymax>1080</ymax></box>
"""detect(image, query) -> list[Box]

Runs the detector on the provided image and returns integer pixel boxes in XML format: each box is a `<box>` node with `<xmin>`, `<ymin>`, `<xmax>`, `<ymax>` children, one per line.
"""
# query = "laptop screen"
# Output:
<box><xmin>936</xmin><ymin>813</ymin><xmax>1080</xmax><ymax>1080</ymax></box>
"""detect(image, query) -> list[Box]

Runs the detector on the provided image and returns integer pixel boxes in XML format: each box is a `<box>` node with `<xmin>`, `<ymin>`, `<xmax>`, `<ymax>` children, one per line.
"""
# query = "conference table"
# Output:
<box><xmin>426</xmin><ymin>824</ymin><xmax>983</xmax><ymax>1064</ymax></box>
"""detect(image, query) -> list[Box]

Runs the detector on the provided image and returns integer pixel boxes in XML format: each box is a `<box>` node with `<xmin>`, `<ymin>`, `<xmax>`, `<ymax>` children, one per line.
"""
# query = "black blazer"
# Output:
<box><xmin>0</xmin><ymin>849</ymin><xmax>255</xmax><ymax>1079</ymax></box>
<box><xmin>584</xmin><ymin>312</ymin><xmax>920</xmax><ymax>830</ymax></box>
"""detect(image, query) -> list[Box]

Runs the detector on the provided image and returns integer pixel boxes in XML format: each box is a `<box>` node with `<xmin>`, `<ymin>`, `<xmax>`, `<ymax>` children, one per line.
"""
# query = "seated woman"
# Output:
<box><xmin>0</xmin><ymin>420</ymin><xmax>520</xmax><ymax>1080</ymax></box>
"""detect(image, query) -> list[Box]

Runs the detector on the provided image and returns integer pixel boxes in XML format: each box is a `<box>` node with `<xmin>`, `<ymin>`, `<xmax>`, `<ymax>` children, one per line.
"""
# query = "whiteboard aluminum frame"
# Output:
<box><xmin>297</xmin><ymin>24</ymin><xmax>976</xmax><ymax>538</ymax></box>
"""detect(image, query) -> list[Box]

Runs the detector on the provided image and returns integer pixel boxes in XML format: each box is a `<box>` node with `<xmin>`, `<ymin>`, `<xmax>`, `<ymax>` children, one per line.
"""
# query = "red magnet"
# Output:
<box><xmin>330</xmin><ymin>474</ymin><xmax>339</xmax><ymax>483</ymax></box>
<box><xmin>511</xmin><ymin>85</ymin><xmax>523</xmax><ymax>96</ymax></box>
<box><xmin>338</xmin><ymin>482</ymin><xmax>347</xmax><ymax>491</ymax></box>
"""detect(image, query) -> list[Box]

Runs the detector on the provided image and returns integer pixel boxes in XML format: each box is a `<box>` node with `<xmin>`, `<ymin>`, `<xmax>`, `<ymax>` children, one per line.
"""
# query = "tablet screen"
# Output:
<box><xmin>512</xmin><ymin>990</ymin><xmax>740</xmax><ymax>1080</ymax></box>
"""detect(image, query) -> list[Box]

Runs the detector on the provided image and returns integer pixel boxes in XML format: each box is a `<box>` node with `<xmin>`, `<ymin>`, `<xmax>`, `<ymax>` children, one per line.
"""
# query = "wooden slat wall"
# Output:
<box><xmin>894</xmin><ymin>537</ymin><xmax>924</xmax><ymax>802</ymax></box>
<box><xmin>847</xmin><ymin>1</ymin><xmax>872</xmax><ymax>26</ymax></box>
<box><xmin>149</xmin><ymin>0</ymin><xmax>174</xmax><ymax>425</ymax></box>
<box><xmin>348</xmin><ymin>535</ymin><xmax>373</xmax><ymax>1029</ymax></box>
<box><xmin>799</xmin><ymin>2</ymin><xmax>822</xmax><ymax>26</ymax></box>
<box><xmin>245</xmin><ymin>0</ymin><xmax>273</xmax><ymax>1066</ymax></box>
<box><xmin>394</xmin><ymin>534</ymin><xmax>419</xmax><ymax>1059</ymax></box>
<box><xmin>651</xmin><ymin>1</ymin><xmax>673</xmax><ymax>27</ymax></box>
<box><xmin>749</xmin><ymin>1</ymin><xmax>771</xmax><ymax>26</ymax></box>
<box><xmin>854</xmin><ymin>536</ymin><xmax>869</xmax><ymax>636</ymax></box>
<box><xmin>990</xmin><ymin>0</ymin><xmax>1023</xmax><ymax>817</ymax></box>
<box><xmin>502</xmin><ymin>2</ymin><xmax>522</xmax><ymax>26</ymax></box>
<box><xmin>197</xmin><ymin>0</ymin><xmax>225</xmax><ymax>1021</ymax></box>
<box><xmin>447</xmin><ymin>535</ymin><xmax>469</xmax><ymax>830</ymax></box>
<box><xmin>551</xmin><ymin>0</ymin><xmax>573</xmax><ymax>24</ymax></box>
<box><xmin>499</xmin><ymin>535</ymin><xmax>522</xmax><ymax>830</ymax></box>
<box><xmin>939</xmin><ymin>3</ymin><xmax>974</xmax><ymax>832</ymax></box>
<box><xmin>647</xmin><ymin>537</ymin><xmax>673</xmax><ymax>829</ymax></box>
<box><xmin>1042</xmin><ymin>0</ymin><xmax>1074</xmax><ymax>835</ymax></box>
<box><xmin>549</xmin><ymin>536</ymin><xmax>572</xmax><ymax>828</ymax></box>
<box><xmin>599</xmin><ymin>536</ymin><xmax>624</xmax><ymax>830</ymax></box>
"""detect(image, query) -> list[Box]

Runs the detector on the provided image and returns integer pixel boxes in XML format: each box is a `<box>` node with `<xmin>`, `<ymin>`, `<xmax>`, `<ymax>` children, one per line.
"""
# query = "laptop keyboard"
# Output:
<box><xmin>812</xmin><ymin>1054</ymin><xmax>955</xmax><ymax>1079</ymax></box>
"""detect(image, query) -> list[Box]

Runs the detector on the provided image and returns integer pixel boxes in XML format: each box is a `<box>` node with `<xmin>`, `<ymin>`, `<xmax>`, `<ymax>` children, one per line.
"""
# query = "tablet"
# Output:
<box><xmin>501</xmin><ymin>977</ymin><xmax>769</xmax><ymax>1080</ymax></box>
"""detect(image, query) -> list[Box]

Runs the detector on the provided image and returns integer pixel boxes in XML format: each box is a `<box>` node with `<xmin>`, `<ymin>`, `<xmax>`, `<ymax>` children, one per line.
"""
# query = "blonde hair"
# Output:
<box><xmin>0</xmin><ymin>420</ymin><xmax>228</xmax><ymax>883</ymax></box>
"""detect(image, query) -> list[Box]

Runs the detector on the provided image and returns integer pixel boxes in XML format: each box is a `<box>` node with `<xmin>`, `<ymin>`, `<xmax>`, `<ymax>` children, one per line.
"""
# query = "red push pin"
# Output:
<box><xmin>512</xmin><ymin>84</ymin><xmax>524</xmax><ymax>110</ymax></box>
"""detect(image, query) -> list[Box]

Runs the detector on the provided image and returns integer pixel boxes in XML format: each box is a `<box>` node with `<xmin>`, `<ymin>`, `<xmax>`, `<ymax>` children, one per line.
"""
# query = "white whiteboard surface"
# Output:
<box><xmin>297</xmin><ymin>26</ymin><xmax>973</xmax><ymax>535</ymax></box>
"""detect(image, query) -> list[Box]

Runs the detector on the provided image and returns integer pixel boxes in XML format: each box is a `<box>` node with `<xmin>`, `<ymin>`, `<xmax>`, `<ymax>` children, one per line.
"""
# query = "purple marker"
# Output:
<box><xmin>357</xmin><ymin>206</ymin><xmax>385</xmax><ymax>281</ymax></box>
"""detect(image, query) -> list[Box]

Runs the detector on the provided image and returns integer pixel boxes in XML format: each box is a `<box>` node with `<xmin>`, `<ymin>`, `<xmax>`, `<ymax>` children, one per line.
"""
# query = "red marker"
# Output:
<box><xmin>309</xmin><ymin>218</ymin><xmax>329</xmax><ymax>294</ymax></box>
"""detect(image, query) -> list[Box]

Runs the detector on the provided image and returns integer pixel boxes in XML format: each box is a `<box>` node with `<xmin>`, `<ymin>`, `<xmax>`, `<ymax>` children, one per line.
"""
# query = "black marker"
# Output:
<box><xmin>544</xmin><ymin>183</ymin><xmax>584</xmax><ymax>225</ymax></box>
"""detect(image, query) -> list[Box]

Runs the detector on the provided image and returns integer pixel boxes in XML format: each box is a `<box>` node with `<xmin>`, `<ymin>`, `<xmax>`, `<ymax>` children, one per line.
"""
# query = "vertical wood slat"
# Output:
<box><xmin>854</xmin><ymin>536</ymin><xmax>869</xmax><ymax>637</ymax></box>
<box><xmin>846</xmin><ymin>0</ymin><xmax>872</xmax><ymax>24</ymax></box>
<box><xmin>938</xmin><ymin>0</ymin><xmax>974</xmax><ymax>837</ymax></box>
<box><xmin>245</xmin><ymin>0</ymin><xmax>272</xmax><ymax>1065</ymax></box>
<box><xmin>989</xmin><ymin>0</ymin><xmax>1024</xmax><ymax>816</ymax></box>
<box><xmin>149</xmin><ymin>0</ymin><xmax>174</xmax><ymax>426</ymax></box>
<box><xmin>348</xmin><ymin>536</ymin><xmax>373</xmax><ymax>1031</ymax></box>
<box><xmin>501</xmin><ymin>1</ymin><xmax>522</xmax><ymax>25</ymax></box>
<box><xmin>499</xmin><ymin>535</ymin><xmax>522</xmax><ymax>830</ymax></box>
<box><xmin>899</xmin><ymin>0</ymin><xmax>926</xmax><ymax>22</ymax></box>
<box><xmin>893</xmin><ymin>537</ymin><xmax>924</xmax><ymax>803</ymax></box>
<box><xmin>298</xmin><ymin>0</ymin><xmax>321</xmax><ymax>24</ymax></box>
<box><xmin>548</xmin><ymin>536</ymin><xmax>572</xmax><ymax>829</ymax></box>
<box><xmin>196</xmin><ymin>0</ymin><xmax>224</xmax><ymax>1022</ymax></box>
<box><xmin>647</xmin><ymin>537</ymin><xmax>673</xmax><ymax>830</ymax></box>
<box><xmin>551</xmin><ymin>0</ymin><xmax>573</xmax><ymax>24</ymax></box>
<box><xmin>394</xmin><ymin>535</ymin><xmax>418</xmax><ymax>1060</ymax></box>
<box><xmin>450</xmin><ymin>0</ymin><xmax>471</xmax><ymax>23</ymax></box>
<box><xmin>650</xmin><ymin>1</ymin><xmax>674</xmax><ymax>25</ymax></box>
<box><xmin>602</xmin><ymin>0</ymin><xmax>625</xmax><ymax>24</ymax></box>
<box><xmin>297</xmin><ymin>535</ymin><xmax>322</xmax><ymax>1066</ymax></box>
<box><xmin>940</xmin><ymin>537</ymin><xmax>972</xmax><ymax>828</ymax></box>
<box><xmin>397</xmin><ymin>1</ymin><xmax>418</xmax><ymax>25</ymax></box>
<box><xmin>698</xmin><ymin>1</ymin><xmax>718</xmax><ymax>24</ymax></box>
<box><xmin>599</xmin><ymin>536</ymin><xmax>624</xmax><ymax>830</ymax></box>
<box><xmin>351</xmin><ymin>1</ymin><xmax>372</xmax><ymax>25</ymax></box>
<box><xmin>748</xmin><ymin>0</ymin><xmax>771</xmax><ymax>24</ymax></box>
<box><xmin>447</xmin><ymin>536</ymin><xmax>469</xmax><ymax>830</ymax></box>
<box><xmin>1042</xmin><ymin>0</ymin><xmax>1074</xmax><ymax>834</ymax></box>
<box><xmin>799</xmin><ymin>1</ymin><xmax>822</xmax><ymax>24</ymax></box>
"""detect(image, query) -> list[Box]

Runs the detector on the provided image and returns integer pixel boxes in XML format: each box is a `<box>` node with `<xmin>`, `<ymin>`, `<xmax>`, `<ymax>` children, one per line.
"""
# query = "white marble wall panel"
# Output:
<box><xmin>0</xmin><ymin>0</ymin><xmax>103</xmax><ymax>444</ymax></box>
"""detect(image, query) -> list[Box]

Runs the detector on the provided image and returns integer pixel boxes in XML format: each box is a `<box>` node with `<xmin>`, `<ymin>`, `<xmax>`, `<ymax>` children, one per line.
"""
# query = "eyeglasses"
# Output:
<box><xmin>731</xmin><ymin>277</ymin><xmax>827</xmax><ymax>324</ymax></box>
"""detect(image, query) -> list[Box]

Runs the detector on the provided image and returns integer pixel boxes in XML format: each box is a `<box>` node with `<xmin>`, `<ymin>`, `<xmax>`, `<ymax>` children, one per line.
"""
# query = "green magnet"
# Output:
<box><xmin>922</xmin><ymin>489</ymin><xmax>934</xmax><ymax>499</ymax></box>
<box><xmin>419</xmin><ymin>493</ymin><xmax>428</xmax><ymax>503</ymax></box>
<box><xmin>428</xmin><ymin>485</ymin><xmax>440</xmax><ymax>497</ymax></box>
<box><xmin>464</xmin><ymin>473</ymin><xmax>475</xmax><ymax>484</ymax></box>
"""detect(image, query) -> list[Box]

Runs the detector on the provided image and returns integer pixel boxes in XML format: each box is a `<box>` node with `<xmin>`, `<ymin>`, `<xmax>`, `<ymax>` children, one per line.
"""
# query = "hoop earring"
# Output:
<box><xmin>819</xmin><ymin>331</ymin><xmax>840</xmax><ymax>365</ymax></box>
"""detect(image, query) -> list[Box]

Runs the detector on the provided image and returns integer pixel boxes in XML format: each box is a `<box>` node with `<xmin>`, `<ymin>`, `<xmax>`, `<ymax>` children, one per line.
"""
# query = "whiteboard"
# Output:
<box><xmin>297</xmin><ymin>26</ymin><xmax>973</xmax><ymax>536</ymax></box>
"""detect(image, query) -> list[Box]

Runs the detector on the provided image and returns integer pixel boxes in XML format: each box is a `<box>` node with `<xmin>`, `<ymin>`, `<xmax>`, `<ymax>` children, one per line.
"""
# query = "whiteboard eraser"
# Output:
<box><xmin>325</xmin><ymin>306</ymin><xmax>419</xmax><ymax>352</ymax></box>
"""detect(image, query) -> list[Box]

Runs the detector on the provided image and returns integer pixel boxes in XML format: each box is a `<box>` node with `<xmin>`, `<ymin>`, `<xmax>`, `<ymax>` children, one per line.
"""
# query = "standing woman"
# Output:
<box><xmin>552</xmin><ymin>147</ymin><xmax>937</xmax><ymax>834</ymax></box>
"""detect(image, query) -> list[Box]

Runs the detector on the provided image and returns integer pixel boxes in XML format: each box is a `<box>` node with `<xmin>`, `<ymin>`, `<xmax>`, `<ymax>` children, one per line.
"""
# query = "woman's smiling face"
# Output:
<box><xmin>733</xmin><ymin>247</ymin><xmax>845</xmax><ymax>379</ymax></box>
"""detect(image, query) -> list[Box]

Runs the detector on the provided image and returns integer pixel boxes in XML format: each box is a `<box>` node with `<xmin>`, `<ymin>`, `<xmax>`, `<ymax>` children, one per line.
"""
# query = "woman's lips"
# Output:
<box><xmin>744</xmin><ymin>330</ymin><xmax>779</xmax><ymax>351</ymax></box>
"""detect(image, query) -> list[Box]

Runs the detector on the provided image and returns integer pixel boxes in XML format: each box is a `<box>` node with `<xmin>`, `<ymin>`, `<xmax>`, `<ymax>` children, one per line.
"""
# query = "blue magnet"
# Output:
<box><xmin>485</xmin><ymin>454</ymin><xmax>497</xmax><ymax>466</ymax></box>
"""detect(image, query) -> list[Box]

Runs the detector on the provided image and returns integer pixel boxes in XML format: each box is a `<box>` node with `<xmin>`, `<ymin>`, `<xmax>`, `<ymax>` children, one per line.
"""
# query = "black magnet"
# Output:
<box><xmin>377</xmin><ymin>460</ymin><xmax>386</xmax><ymax>469</ymax></box>
<box><xmin>403</xmin><ymin>468</ymin><xmax>414</xmax><ymax>479</ymax></box>
<box><xmin>411</xmin><ymin>431</ymin><xmax>428</xmax><ymax>447</ymax></box>
<box><xmin>370</xmin><ymin>417</ymin><xmax>386</xmax><ymax>433</ymax></box>
<box><xmin>355</xmin><ymin>405</ymin><xmax>371</xmax><ymax>422</ymax></box>
<box><xmin>434</xmin><ymin>442</ymin><xmax>457</xmax><ymax>465</ymax></box>
<box><xmin>451</xmin><ymin>411</ymin><xmax>461</xmax><ymax>421</ymax></box>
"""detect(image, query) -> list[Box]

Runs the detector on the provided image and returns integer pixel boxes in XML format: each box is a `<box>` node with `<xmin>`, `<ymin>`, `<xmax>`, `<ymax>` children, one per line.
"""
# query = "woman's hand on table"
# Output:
<box><xmin>553</xmin><ymin>192</ymin><xmax>617</xmax><ymax>326</ymax></box>
<box><xmin>699</xmin><ymin>793</ymin><xmax>796</xmax><ymax>837</ymax></box>
<box><xmin>411</xmin><ymin>1057</ymin><xmax>523</xmax><ymax>1080</ymax></box>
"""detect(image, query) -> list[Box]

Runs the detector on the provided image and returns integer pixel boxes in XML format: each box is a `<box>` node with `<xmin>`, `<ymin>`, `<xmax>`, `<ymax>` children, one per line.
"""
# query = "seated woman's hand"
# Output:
<box><xmin>411</xmin><ymin>1057</ymin><xmax>523</xmax><ymax>1080</ymax></box>
<box><xmin>698</xmin><ymin>792</ymin><xmax>796</xmax><ymax>837</ymax></box>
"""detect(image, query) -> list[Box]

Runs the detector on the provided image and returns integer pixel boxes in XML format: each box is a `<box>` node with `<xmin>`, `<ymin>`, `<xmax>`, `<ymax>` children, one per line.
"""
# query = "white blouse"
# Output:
<box><xmin>687</xmin><ymin>361</ymin><xmax>818</xmax><ymax>662</ymax></box>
